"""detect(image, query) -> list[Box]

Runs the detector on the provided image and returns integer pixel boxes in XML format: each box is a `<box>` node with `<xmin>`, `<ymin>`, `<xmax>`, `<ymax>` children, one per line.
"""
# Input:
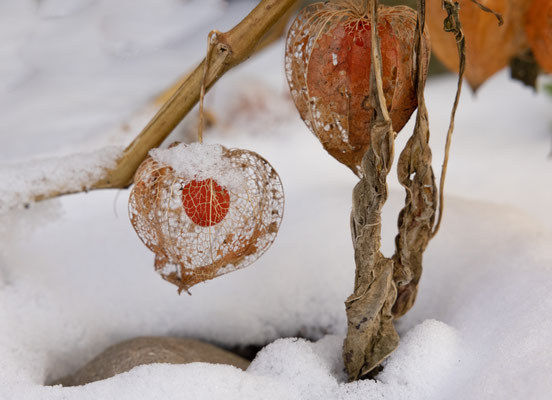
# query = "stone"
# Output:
<box><xmin>53</xmin><ymin>337</ymin><xmax>250</xmax><ymax>387</ymax></box>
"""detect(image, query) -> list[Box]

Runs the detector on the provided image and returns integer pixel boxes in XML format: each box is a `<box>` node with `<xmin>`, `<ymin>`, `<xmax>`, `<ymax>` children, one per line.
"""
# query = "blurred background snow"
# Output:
<box><xmin>1</xmin><ymin>1</ymin><xmax>552</xmax><ymax>399</ymax></box>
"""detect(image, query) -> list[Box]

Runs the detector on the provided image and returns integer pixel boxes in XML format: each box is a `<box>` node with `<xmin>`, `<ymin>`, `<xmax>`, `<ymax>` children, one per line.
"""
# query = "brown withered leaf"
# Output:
<box><xmin>344</xmin><ymin>120</ymin><xmax>399</xmax><ymax>380</ymax></box>
<box><xmin>392</xmin><ymin>76</ymin><xmax>437</xmax><ymax>318</ymax></box>
<box><xmin>342</xmin><ymin>0</ymin><xmax>467</xmax><ymax>382</ymax></box>
<box><xmin>343</xmin><ymin>0</ymin><xmax>399</xmax><ymax>381</ymax></box>
<box><xmin>392</xmin><ymin>0</ymin><xmax>438</xmax><ymax>318</ymax></box>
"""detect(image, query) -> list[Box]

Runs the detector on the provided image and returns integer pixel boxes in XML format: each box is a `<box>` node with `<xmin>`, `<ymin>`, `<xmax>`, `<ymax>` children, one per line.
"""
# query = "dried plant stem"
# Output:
<box><xmin>369</xmin><ymin>2</ymin><xmax>390</xmax><ymax>123</ymax></box>
<box><xmin>432</xmin><ymin>0</ymin><xmax>502</xmax><ymax>237</ymax></box>
<box><xmin>29</xmin><ymin>0</ymin><xmax>298</xmax><ymax>205</ymax></box>
<box><xmin>198</xmin><ymin>31</ymin><xmax>219</xmax><ymax>144</ymax></box>
<box><xmin>431</xmin><ymin>0</ymin><xmax>466</xmax><ymax>238</ymax></box>
<box><xmin>155</xmin><ymin>3</ymin><xmax>299</xmax><ymax>107</ymax></box>
<box><xmin>343</xmin><ymin>0</ymin><xmax>398</xmax><ymax>381</ymax></box>
<box><xmin>470</xmin><ymin>0</ymin><xmax>504</xmax><ymax>25</ymax></box>
<box><xmin>98</xmin><ymin>0</ymin><xmax>298</xmax><ymax>189</ymax></box>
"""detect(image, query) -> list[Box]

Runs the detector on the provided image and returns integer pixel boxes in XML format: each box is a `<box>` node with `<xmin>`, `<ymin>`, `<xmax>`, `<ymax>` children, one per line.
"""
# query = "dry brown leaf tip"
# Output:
<box><xmin>128</xmin><ymin>143</ymin><xmax>284</xmax><ymax>293</ymax></box>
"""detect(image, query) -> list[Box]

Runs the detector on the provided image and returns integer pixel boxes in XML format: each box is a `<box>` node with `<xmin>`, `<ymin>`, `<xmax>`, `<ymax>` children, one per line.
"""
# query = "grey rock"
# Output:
<box><xmin>53</xmin><ymin>337</ymin><xmax>250</xmax><ymax>387</ymax></box>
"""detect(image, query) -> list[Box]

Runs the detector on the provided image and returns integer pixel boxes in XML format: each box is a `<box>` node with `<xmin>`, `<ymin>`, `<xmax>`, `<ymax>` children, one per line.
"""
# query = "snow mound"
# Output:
<box><xmin>248</xmin><ymin>336</ymin><xmax>341</xmax><ymax>399</ymax></box>
<box><xmin>1</xmin><ymin>182</ymin><xmax>551</xmax><ymax>399</ymax></box>
<box><xmin>375</xmin><ymin>320</ymin><xmax>465</xmax><ymax>398</ymax></box>
<box><xmin>29</xmin><ymin>322</ymin><xmax>461</xmax><ymax>400</ymax></box>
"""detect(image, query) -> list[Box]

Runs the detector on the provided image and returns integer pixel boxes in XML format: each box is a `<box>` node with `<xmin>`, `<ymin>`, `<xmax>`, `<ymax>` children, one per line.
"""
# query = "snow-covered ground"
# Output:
<box><xmin>1</xmin><ymin>1</ymin><xmax>552</xmax><ymax>399</ymax></box>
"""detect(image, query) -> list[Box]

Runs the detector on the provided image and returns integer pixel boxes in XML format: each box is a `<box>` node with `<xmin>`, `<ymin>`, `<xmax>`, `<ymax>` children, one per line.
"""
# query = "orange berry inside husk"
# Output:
<box><xmin>182</xmin><ymin>178</ymin><xmax>230</xmax><ymax>227</ymax></box>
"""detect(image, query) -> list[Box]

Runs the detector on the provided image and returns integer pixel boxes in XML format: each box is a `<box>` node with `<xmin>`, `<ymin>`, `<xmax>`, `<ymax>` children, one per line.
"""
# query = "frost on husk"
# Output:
<box><xmin>129</xmin><ymin>144</ymin><xmax>284</xmax><ymax>293</ymax></box>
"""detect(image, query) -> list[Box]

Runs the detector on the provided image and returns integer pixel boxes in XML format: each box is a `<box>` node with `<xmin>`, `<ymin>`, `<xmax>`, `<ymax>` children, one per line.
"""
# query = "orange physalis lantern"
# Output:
<box><xmin>525</xmin><ymin>0</ymin><xmax>552</xmax><ymax>74</ymax></box>
<box><xmin>128</xmin><ymin>143</ymin><xmax>284</xmax><ymax>293</ymax></box>
<box><xmin>427</xmin><ymin>0</ymin><xmax>529</xmax><ymax>90</ymax></box>
<box><xmin>285</xmin><ymin>2</ymin><xmax>428</xmax><ymax>175</ymax></box>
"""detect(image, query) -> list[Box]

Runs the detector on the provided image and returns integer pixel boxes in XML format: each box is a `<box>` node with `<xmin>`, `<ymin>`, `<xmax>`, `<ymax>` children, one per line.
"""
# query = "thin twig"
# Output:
<box><xmin>198</xmin><ymin>31</ymin><xmax>220</xmax><ymax>144</ymax></box>
<box><xmin>431</xmin><ymin>0</ymin><xmax>466</xmax><ymax>237</ymax></box>
<box><xmin>432</xmin><ymin>0</ymin><xmax>501</xmax><ymax>237</ymax></box>
<box><xmin>370</xmin><ymin>0</ymin><xmax>390</xmax><ymax>122</ymax></box>
<box><xmin>470</xmin><ymin>0</ymin><xmax>503</xmax><ymax>25</ymax></box>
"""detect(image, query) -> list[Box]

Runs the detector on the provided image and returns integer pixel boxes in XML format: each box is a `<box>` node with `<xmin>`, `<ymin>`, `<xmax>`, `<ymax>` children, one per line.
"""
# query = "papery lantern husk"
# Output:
<box><xmin>285</xmin><ymin>2</ymin><xmax>429</xmax><ymax>176</ymax></box>
<box><xmin>128</xmin><ymin>145</ymin><xmax>284</xmax><ymax>293</ymax></box>
<box><xmin>524</xmin><ymin>0</ymin><xmax>552</xmax><ymax>74</ymax></box>
<box><xmin>427</xmin><ymin>0</ymin><xmax>530</xmax><ymax>90</ymax></box>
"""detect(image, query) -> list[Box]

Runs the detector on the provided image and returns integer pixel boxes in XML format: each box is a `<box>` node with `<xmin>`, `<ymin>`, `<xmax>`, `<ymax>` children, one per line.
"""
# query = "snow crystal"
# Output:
<box><xmin>248</xmin><ymin>336</ymin><xmax>341</xmax><ymax>398</ymax></box>
<box><xmin>149</xmin><ymin>143</ymin><xmax>246</xmax><ymax>192</ymax></box>
<box><xmin>249</xmin><ymin>321</ymin><xmax>463</xmax><ymax>400</ymax></box>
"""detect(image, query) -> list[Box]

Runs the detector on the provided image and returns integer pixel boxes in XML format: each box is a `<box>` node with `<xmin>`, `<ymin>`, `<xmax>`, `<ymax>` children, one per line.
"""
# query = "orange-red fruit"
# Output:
<box><xmin>286</xmin><ymin>4</ymin><xmax>428</xmax><ymax>175</ymax></box>
<box><xmin>182</xmin><ymin>179</ymin><xmax>230</xmax><ymax>227</ymax></box>
<box><xmin>525</xmin><ymin>0</ymin><xmax>552</xmax><ymax>73</ymax></box>
<box><xmin>427</xmin><ymin>0</ymin><xmax>529</xmax><ymax>90</ymax></box>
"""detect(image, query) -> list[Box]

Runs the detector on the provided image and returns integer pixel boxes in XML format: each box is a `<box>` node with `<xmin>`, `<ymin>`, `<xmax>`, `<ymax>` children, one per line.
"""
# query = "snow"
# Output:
<box><xmin>0</xmin><ymin>146</ymin><xmax>122</xmax><ymax>214</ymax></box>
<box><xmin>149</xmin><ymin>143</ymin><xmax>245</xmax><ymax>191</ymax></box>
<box><xmin>1</xmin><ymin>1</ymin><xmax>552</xmax><ymax>399</ymax></box>
<box><xmin>0</xmin><ymin>0</ymin><xmax>238</xmax><ymax>162</ymax></box>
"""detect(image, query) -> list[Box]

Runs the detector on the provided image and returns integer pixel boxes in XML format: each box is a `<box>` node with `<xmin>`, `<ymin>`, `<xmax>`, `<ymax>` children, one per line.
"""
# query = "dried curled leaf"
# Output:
<box><xmin>427</xmin><ymin>0</ymin><xmax>529</xmax><ymax>90</ymax></box>
<box><xmin>344</xmin><ymin>120</ymin><xmax>399</xmax><ymax>380</ymax></box>
<box><xmin>524</xmin><ymin>0</ymin><xmax>552</xmax><ymax>74</ymax></box>
<box><xmin>128</xmin><ymin>144</ymin><xmax>284</xmax><ymax>293</ymax></box>
<box><xmin>343</xmin><ymin>0</ymin><xmax>401</xmax><ymax>381</ymax></box>
<box><xmin>392</xmin><ymin>99</ymin><xmax>437</xmax><ymax>317</ymax></box>
<box><xmin>342</xmin><ymin>0</ymin><xmax>464</xmax><ymax>381</ymax></box>
<box><xmin>285</xmin><ymin>2</ymin><xmax>429</xmax><ymax>176</ymax></box>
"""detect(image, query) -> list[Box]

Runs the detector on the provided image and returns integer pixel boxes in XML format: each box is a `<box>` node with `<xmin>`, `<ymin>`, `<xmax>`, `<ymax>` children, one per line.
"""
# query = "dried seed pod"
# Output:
<box><xmin>285</xmin><ymin>2</ymin><xmax>428</xmax><ymax>176</ymax></box>
<box><xmin>524</xmin><ymin>0</ymin><xmax>552</xmax><ymax>74</ymax></box>
<box><xmin>427</xmin><ymin>0</ymin><xmax>529</xmax><ymax>90</ymax></box>
<box><xmin>128</xmin><ymin>143</ymin><xmax>284</xmax><ymax>293</ymax></box>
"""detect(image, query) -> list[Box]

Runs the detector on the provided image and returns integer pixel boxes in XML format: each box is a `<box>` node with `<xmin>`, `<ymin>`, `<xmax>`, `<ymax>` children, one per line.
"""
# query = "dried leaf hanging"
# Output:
<box><xmin>285</xmin><ymin>2</ymin><xmax>429</xmax><ymax>176</ymax></box>
<box><xmin>341</xmin><ymin>0</ymin><xmax>404</xmax><ymax>380</ymax></box>
<box><xmin>128</xmin><ymin>143</ymin><xmax>284</xmax><ymax>293</ymax></box>
<box><xmin>338</xmin><ymin>0</ymin><xmax>464</xmax><ymax>380</ymax></box>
